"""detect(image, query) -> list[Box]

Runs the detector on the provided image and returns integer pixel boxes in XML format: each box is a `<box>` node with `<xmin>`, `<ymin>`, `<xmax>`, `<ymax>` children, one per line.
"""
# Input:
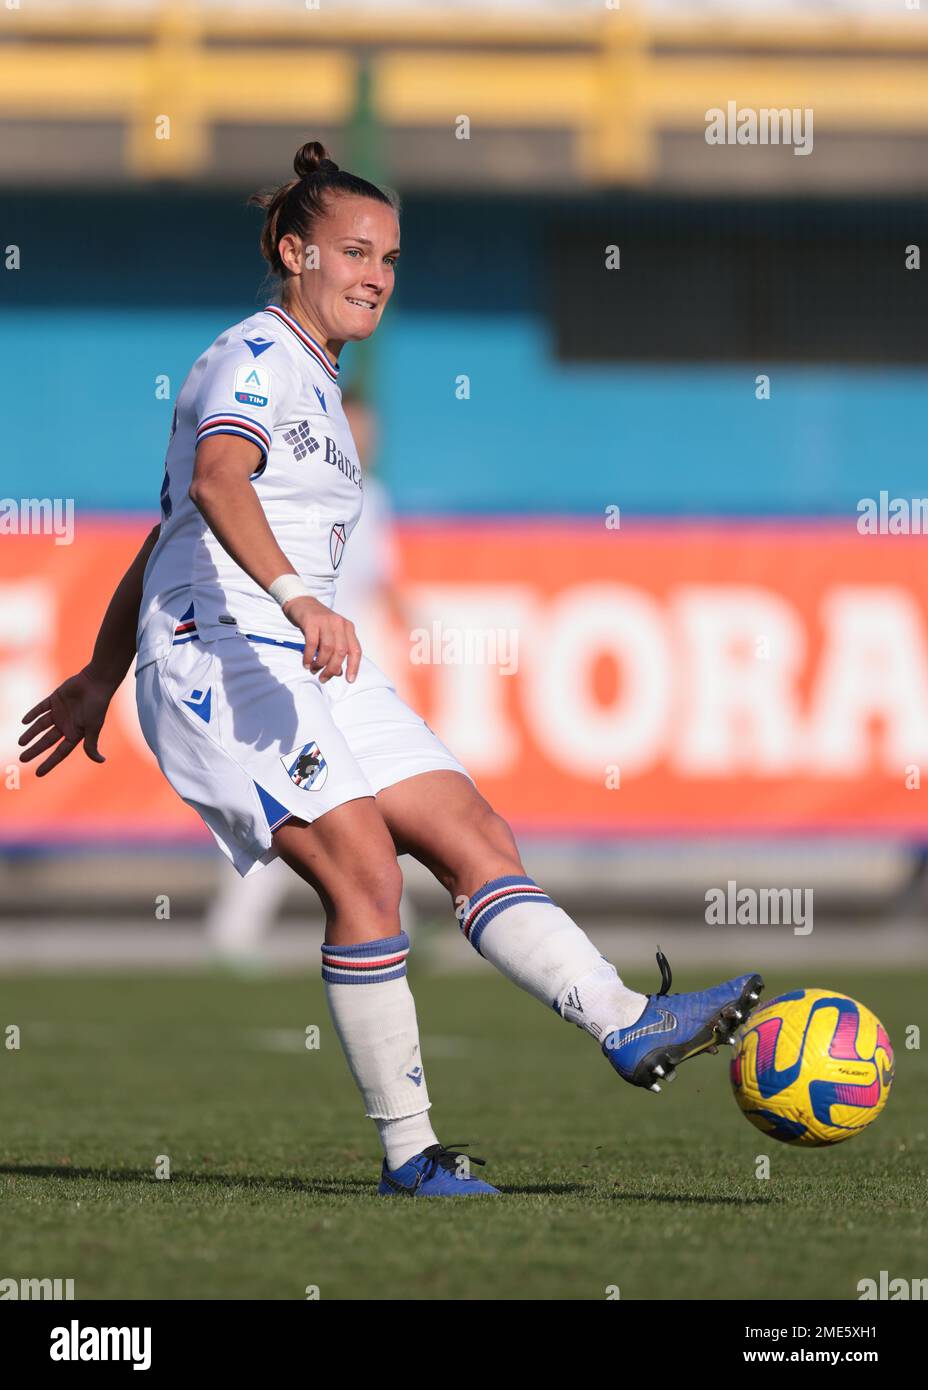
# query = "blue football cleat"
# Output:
<box><xmin>603</xmin><ymin>950</ymin><xmax>764</xmax><ymax>1093</ymax></box>
<box><xmin>378</xmin><ymin>1143</ymin><xmax>500</xmax><ymax>1197</ymax></box>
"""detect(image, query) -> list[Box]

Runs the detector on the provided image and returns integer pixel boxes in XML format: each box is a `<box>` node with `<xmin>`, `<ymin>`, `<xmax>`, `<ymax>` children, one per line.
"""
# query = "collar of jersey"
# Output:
<box><xmin>262</xmin><ymin>304</ymin><xmax>340</xmax><ymax>382</ymax></box>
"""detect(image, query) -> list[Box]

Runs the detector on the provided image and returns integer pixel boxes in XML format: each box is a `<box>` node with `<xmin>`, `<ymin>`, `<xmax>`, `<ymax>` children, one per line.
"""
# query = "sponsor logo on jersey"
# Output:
<box><xmin>233</xmin><ymin>363</ymin><xmax>271</xmax><ymax>407</ymax></box>
<box><xmin>330</xmin><ymin>521</ymin><xmax>347</xmax><ymax>569</ymax></box>
<box><xmin>282</xmin><ymin>740</ymin><xmax>328</xmax><ymax>791</ymax></box>
<box><xmin>313</xmin><ymin>385</ymin><xmax>328</xmax><ymax>413</ymax></box>
<box><xmin>243</xmin><ymin>337</ymin><xmax>274</xmax><ymax>358</ymax></box>
<box><xmin>322</xmin><ymin>436</ymin><xmax>363</xmax><ymax>489</ymax></box>
<box><xmin>283</xmin><ymin>419</ymin><xmax>320</xmax><ymax>461</ymax></box>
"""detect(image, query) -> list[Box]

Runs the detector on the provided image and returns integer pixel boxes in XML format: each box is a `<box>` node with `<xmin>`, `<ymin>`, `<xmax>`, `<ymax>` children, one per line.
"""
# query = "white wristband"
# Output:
<box><xmin>268</xmin><ymin>573</ymin><xmax>312</xmax><ymax>608</ymax></box>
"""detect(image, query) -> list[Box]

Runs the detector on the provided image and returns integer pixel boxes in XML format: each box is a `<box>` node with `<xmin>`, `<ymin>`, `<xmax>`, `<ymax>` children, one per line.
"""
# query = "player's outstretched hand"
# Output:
<box><xmin>282</xmin><ymin>595</ymin><xmax>362</xmax><ymax>683</ymax></box>
<box><xmin>19</xmin><ymin>667</ymin><xmax>119</xmax><ymax>777</ymax></box>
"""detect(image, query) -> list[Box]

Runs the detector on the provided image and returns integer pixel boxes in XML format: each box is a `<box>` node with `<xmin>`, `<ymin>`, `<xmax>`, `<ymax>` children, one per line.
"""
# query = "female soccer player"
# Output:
<box><xmin>19</xmin><ymin>142</ymin><xmax>763</xmax><ymax>1197</ymax></box>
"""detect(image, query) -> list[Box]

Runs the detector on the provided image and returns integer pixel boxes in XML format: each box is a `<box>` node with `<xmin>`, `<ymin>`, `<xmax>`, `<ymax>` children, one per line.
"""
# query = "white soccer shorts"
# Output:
<box><xmin>135</xmin><ymin>633</ymin><xmax>474</xmax><ymax>877</ymax></box>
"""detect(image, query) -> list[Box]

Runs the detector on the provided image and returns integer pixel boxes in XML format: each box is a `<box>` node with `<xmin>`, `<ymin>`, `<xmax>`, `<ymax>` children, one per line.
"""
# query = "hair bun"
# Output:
<box><xmin>293</xmin><ymin>141</ymin><xmax>339</xmax><ymax>179</ymax></box>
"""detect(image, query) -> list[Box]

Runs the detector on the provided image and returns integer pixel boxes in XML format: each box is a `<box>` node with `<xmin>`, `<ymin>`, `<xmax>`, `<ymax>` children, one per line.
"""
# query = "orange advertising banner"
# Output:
<box><xmin>3</xmin><ymin>518</ymin><xmax>928</xmax><ymax>842</ymax></box>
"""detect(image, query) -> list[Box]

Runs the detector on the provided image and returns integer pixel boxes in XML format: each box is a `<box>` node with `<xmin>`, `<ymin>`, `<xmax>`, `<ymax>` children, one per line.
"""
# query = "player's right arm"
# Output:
<box><xmin>190</xmin><ymin>435</ymin><xmax>361</xmax><ymax>683</ymax></box>
<box><xmin>19</xmin><ymin>520</ymin><xmax>161</xmax><ymax>777</ymax></box>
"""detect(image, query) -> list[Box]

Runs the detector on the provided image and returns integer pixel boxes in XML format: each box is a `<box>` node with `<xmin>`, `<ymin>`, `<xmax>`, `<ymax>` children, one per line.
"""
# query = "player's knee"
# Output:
<box><xmin>334</xmin><ymin>855</ymin><xmax>404</xmax><ymax>921</ymax></box>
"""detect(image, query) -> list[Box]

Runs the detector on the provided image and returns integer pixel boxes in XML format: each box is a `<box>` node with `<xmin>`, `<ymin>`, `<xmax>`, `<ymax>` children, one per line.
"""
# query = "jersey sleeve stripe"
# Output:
<box><xmin>196</xmin><ymin>414</ymin><xmax>272</xmax><ymax>455</ymax></box>
<box><xmin>197</xmin><ymin>410</ymin><xmax>272</xmax><ymax>443</ymax></box>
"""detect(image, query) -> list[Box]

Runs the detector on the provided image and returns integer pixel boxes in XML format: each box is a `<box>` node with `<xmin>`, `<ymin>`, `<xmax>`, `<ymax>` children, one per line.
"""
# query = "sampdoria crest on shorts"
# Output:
<box><xmin>282</xmin><ymin>740</ymin><xmax>328</xmax><ymax>791</ymax></box>
<box><xmin>329</xmin><ymin>521</ymin><xmax>346</xmax><ymax>569</ymax></box>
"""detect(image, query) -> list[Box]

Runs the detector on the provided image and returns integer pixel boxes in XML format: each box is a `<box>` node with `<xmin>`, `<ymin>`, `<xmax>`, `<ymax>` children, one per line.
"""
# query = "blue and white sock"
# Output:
<box><xmin>322</xmin><ymin>932</ymin><xmax>439</xmax><ymax>1169</ymax></box>
<box><xmin>458</xmin><ymin>876</ymin><xmax>647</xmax><ymax>1042</ymax></box>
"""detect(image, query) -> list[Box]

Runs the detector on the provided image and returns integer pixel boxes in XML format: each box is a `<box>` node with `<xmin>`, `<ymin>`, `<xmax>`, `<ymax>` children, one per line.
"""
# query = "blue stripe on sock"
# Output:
<box><xmin>321</xmin><ymin>964</ymin><xmax>408</xmax><ymax>986</ymax></box>
<box><xmin>321</xmin><ymin>932</ymin><xmax>410</xmax><ymax>958</ymax></box>
<box><xmin>459</xmin><ymin>874</ymin><xmax>553</xmax><ymax>955</ymax></box>
<box><xmin>320</xmin><ymin>931</ymin><xmax>410</xmax><ymax>985</ymax></box>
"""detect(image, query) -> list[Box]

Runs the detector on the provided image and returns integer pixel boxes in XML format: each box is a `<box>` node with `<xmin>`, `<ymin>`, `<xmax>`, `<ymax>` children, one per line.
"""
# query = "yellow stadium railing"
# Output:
<box><xmin>0</xmin><ymin>3</ymin><xmax>926</xmax><ymax>182</ymax></box>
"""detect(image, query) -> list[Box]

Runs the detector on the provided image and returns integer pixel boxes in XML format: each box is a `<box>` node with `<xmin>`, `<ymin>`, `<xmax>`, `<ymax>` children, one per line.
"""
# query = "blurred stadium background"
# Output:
<box><xmin>3</xmin><ymin>0</ymin><xmax>928</xmax><ymax>973</ymax></box>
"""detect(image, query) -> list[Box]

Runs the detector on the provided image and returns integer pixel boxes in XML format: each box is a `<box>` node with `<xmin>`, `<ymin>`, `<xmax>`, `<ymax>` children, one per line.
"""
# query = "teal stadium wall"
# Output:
<box><xmin>4</xmin><ymin>190</ymin><xmax>926</xmax><ymax>517</ymax></box>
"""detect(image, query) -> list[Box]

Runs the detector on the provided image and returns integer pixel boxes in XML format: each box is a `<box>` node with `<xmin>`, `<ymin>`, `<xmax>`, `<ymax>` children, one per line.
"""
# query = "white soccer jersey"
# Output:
<box><xmin>136</xmin><ymin>304</ymin><xmax>364</xmax><ymax>669</ymax></box>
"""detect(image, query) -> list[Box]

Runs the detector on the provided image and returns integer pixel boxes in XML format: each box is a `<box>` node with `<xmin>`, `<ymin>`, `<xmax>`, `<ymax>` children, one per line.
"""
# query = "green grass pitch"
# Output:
<box><xmin>1</xmin><ymin>961</ymin><xmax>925</xmax><ymax>1300</ymax></box>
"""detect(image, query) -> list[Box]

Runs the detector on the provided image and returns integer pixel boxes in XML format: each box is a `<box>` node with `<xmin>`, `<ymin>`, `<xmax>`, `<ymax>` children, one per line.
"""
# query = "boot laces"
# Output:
<box><xmin>420</xmin><ymin>1143</ymin><xmax>486</xmax><ymax>1181</ymax></box>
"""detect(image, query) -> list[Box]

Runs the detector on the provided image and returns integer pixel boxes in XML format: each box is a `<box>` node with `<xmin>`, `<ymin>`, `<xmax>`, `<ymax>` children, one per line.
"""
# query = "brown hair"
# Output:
<box><xmin>249</xmin><ymin>140</ymin><xmax>400</xmax><ymax>287</ymax></box>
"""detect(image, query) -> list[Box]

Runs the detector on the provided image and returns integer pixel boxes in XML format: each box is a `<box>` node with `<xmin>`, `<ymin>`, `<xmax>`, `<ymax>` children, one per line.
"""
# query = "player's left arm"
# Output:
<box><xmin>18</xmin><ymin>521</ymin><xmax>161</xmax><ymax>776</ymax></box>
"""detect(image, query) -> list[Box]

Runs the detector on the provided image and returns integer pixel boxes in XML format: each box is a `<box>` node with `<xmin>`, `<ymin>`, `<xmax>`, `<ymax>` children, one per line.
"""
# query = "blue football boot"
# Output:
<box><xmin>378</xmin><ymin>1143</ymin><xmax>500</xmax><ymax>1197</ymax></box>
<box><xmin>603</xmin><ymin>949</ymin><xmax>764</xmax><ymax>1092</ymax></box>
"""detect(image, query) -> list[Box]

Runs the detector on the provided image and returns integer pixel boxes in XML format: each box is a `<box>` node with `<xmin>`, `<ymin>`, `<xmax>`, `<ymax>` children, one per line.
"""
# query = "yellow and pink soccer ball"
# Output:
<box><xmin>729</xmin><ymin>988</ymin><xmax>894</xmax><ymax>1146</ymax></box>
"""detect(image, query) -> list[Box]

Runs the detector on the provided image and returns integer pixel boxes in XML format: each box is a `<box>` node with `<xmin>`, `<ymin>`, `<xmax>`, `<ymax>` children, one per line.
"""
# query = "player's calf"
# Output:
<box><xmin>455</xmin><ymin>873</ymin><xmax>649</xmax><ymax>1038</ymax></box>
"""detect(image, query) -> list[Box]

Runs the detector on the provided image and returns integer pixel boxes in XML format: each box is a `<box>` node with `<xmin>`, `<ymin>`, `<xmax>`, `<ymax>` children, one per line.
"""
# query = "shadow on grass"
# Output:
<box><xmin>610</xmin><ymin>1189</ymin><xmax>773</xmax><ymax>1206</ymax></box>
<box><xmin>0</xmin><ymin>1164</ymin><xmax>376</xmax><ymax>1195</ymax></box>
<box><xmin>493</xmin><ymin>1183</ymin><xmax>588</xmax><ymax>1196</ymax></box>
<box><xmin>1</xmin><ymin>1165</ymin><xmax>594</xmax><ymax>1199</ymax></box>
<box><xmin>3</xmin><ymin>1167</ymin><xmax>771</xmax><ymax>1204</ymax></box>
